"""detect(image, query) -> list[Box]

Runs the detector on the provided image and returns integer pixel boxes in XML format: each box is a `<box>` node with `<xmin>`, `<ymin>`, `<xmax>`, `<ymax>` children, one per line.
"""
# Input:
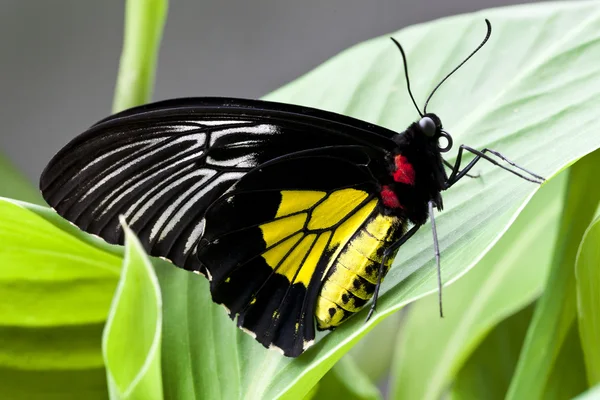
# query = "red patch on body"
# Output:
<box><xmin>393</xmin><ymin>155</ymin><xmax>415</xmax><ymax>185</ymax></box>
<box><xmin>380</xmin><ymin>186</ymin><xmax>403</xmax><ymax>209</ymax></box>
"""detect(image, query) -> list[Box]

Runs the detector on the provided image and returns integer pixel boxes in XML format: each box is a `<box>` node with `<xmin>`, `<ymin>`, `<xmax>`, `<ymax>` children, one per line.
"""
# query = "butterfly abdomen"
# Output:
<box><xmin>316</xmin><ymin>213</ymin><xmax>404</xmax><ymax>330</ymax></box>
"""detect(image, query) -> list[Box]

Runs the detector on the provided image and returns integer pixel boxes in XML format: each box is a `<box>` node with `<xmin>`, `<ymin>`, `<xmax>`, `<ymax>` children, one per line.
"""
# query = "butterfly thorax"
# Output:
<box><xmin>380</xmin><ymin>119</ymin><xmax>447</xmax><ymax>225</ymax></box>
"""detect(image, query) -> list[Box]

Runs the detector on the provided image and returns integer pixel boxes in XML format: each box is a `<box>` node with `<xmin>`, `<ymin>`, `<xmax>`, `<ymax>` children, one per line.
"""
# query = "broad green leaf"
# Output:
<box><xmin>347</xmin><ymin>312</ymin><xmax>402</xmax><ymax>383</ymax></box>
<box><xmin>152</xmin><ymin>2</ymin><xmax>600</xmax><ymax>398</ymax></box>
<box><xmin>576</xmin><ymin>214</ymin><xmax>600</xmax><ymax>385</ymax></box>
<box><xmin>0</xmin><ymin>154</ymin><xmax>43</xmax><ymax>204</ymax></box>
<box><xmin>112</xmin><ymin>0</ymin><xmax>168</xmax><ymax>112</ymax></box>
<box><xmin>312</xmin><ymin>356</ymin><xmax>382</xmax><ymax>400</ymax></box>
<box><xmin>0</xmin><ymin>198</ymin><xmax>121</xmax><ymax>399</ymax></box>
<box><xmin>12</xmin><ymin>198</ymin><xmax>124</xmax><ymax>258</ymax></box>
<box><xmin>390</xmin><ymin>171</ymin><xmax>565</xmax><ymax>400</ymax></box>
<box><xmin>541</xmin><ymin>322</ymin><xmax>587</xmax><ymax>400</ymax></box>
<box><xmin>507</xmin><ymin>149</ymin><xmax>600</xmax><ymax>400</ymax></box>
<box><xmin>154</xmin><ymin>264</ymin><xmax>256</xmax><ymax>400</ymax></box>
<box><xmin>449</xmin><ymin>304</ymin><xmax>534</xmax><ymax>400</ymax></box>
<box><xmin>103</xmin><ymin>221</ymin><xmax>163</xmax><ymax>400</ymax></box>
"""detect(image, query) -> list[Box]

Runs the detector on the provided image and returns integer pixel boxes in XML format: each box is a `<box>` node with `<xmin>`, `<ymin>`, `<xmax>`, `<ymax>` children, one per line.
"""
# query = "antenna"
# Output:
<box><xmin>423</xmin><ymin>19</ymin><xmax>492</xmax><ymax>113</ymax></box>
<box><xmin>391</xmin><ymin>37</ymin><xmax>424</xmax><ymax>117</ymax></box>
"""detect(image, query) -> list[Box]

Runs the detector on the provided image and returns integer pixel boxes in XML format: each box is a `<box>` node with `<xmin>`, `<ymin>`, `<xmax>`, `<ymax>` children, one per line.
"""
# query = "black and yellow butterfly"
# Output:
<box><xmin>39</xmin><ymin>20</ymin><xmax>543</xmax><ymax>357</ymax></box>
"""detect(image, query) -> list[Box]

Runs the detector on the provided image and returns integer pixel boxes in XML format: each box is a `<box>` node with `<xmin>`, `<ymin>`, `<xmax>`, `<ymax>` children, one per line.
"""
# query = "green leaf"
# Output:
<box><xmin>0</xmin><ymin>198</ymin><xmax>121</xmax><ymax>399</ymax></box>
<box><xmin>390</xmin><ymin>170</ymin><xmax>565</xmax><ymax>400</ymax></box>
<box><xmin>112</xmin><ymin>0</ymin><xmax>168</xmax><ymax>112</ymax></box>
<box><xmin>347</xmin><ymin>312</ymin><xmax>402</xmax><ymax>383</ymax></box>
<box><xmin>449</xmin><ymin>304</ymin><xmax>535</xmax><ymax>400</ymax></box>
<box><xmin>0</xmin><ymin>155</ymin><xmax>43</xmax><ymax>204</ymax></box>
<box><xmin>102</xmin><ymin>221</ymin><xmax>163</xmax><ymax>400</ymax></box>
<box><xmin>0</xmin><ymin>0</ymin><xmax>169</xmax><ymax>396</ymax></box>
<box><xmin>154</xmin><ymin>264</ymin><xmax>253</xmax><ymax>400</ymax></box>
<box><xmin>312</xmin><ymin>356</ymin><xmax>382</xmax><ymax>400</ymax></box>
<box><xmin>507</xmin><ymin>149</ymin><xmax>600</xmax><ymax>400</ymax></box>
<box><xmin>11</xmin><ymin>198</ymin><xmax>124</xmax><ymax>258</ymax></box>
<box><xmin>151</xmin><ymin>2</ymin><xmax>600</xmax><ymax>398</ymax></box>
<box><xmin>576</xmin><ymin>214</ymin><xmax>600</xmax><ymax>385</ymax></box>
<box><xmin>541</xmin><ymin>322</ymin><xmax>587</xmax><ymax>400</ymax></box>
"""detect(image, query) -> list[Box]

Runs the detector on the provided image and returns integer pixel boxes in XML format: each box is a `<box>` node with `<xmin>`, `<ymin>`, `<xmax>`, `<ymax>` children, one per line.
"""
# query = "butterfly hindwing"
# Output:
<box><xmin>197</xmin><ymin>148</ymin><xmax>384</xmax><ymax>356</ymax></box>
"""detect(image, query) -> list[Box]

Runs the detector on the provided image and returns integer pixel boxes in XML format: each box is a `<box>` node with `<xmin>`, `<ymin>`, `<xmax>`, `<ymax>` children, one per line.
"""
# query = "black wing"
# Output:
<box><xmin>40</xmin><ymin>97</ymin><xmax>396</xmax><ymax>273</ymax></box>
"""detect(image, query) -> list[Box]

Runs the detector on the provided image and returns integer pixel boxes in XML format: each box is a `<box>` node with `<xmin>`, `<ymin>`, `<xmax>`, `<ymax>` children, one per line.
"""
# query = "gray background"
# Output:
<box><xmin>0</xmin><ymin>0</ymin><xmax>539</xmax><ymax>182</ymax></box>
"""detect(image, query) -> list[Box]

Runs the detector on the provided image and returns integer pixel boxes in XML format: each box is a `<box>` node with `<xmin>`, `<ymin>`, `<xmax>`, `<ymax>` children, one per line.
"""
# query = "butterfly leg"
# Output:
<box><xmin>365</xmin><ymin>223</ymin><xmax>422</xmax><ymax>322</ymax></box>
<box><xmin>445</xmin><ymin>145</ymin><xmax>545</xmax><ymax>188</ymax></box>
<box><xmin>428</xmin><ymin>200</ymin><xmax>443</xmax><ymax>318</ymax></box>
<box><xmin>443</xmin><ymin>158</ymin><xmax>479</xmax><ymax>179</ymax></box>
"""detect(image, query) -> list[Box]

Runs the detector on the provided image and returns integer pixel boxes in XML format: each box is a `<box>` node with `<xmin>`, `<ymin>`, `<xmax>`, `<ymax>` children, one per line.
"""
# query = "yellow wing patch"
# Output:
<box><xmin>328</xmin><ymin>199</ymin><xmax>378</xmax><ymax>249</ymax></box>
<box><xmin>295</xmin><ymin>232</ymin><xmax>331</xmax><ymax>286</ymax></box>
<box><xmin>260</xmin><ymin>213</ymin><xmax>306</xmax><ymax>247</ymax></box>
<box><xmin>262</xmin><ymin>233</ymin><xmax>303</xmax><ymax>268</ymax></box>
<box><xmin>276</xmin><ymin>191</ymin><xmax>326</xmax><ymax>218</ymax></box>
<box><xmin>308</xmin><ymin>189</ymin><xmax>368</xmax><ymax>230</ymax></box>
<box><xmin>258</xmin><ymin>189</ymin><xmax>376</xmax><ymax>288</ymax></box>
<box><xmin>277</xmin><ymin>234</ymin><xmax>316</xmax><ymax>282</ymax></box>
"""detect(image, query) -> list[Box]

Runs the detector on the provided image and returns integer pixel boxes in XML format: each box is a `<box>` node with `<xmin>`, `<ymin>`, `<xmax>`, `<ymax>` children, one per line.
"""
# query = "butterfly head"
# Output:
<box><xmin>391</xmin><ymin>18</ymin><xmax>491</xmax><ymax>156</ymax></box>
<box><xmin>417</xmin><ymin>113</ymin><xmax>452</xmax><ymax>153</ymax></box>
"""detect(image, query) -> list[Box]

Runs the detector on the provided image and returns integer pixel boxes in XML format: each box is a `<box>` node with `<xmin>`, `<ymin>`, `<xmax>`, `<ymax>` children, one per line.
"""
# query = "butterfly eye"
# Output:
<box><xmin>418</xmin><ymin>117</ymin><xmax>436</xmax><ymax>137</ymax></box>
<box><xmin>438</xmin><ymin>130</ymin><xmax>453</xmax><ymax>152</ymax></box>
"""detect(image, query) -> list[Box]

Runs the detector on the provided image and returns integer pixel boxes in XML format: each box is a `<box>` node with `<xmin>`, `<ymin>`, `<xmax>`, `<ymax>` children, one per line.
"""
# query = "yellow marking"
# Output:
<box><xmin>225</xmin><ymin>277</ymin><xmax>231</xmax><ymax>283</ymax></box>
<box><xmin>336</xmin><ymin>216</ymin><xmax>396</xmax><ymax>283</ymax></box>
<box><xmin>337</xmin><ymin>247</ymin><xmax>376</xmax><ymax>282</ymax></box>
<box><xmin>325</xmin><ymin>265</ymin><xmax>373</xmax><ymax>299</ymax></box>
<box><xmin>250</xmin><ymin>298</ymin><xmax>256</xmax><ymax>305</ymax></box>
<box><xmin>308</xmin><ymin>189</ymin><xmax>369</xmax><ymax>230</ymax></box>
<box><xmin>275</xmin><ymin>190</ymin><xmax>326</xmax><ymax>218</ymax></box>
<box><xmin>260</xmin><ymin>213</ymin><xmax>306</xmax><ymax>247</ymax></box>
<box><xmin>338</xmin><ymin>246</ymin><xmax>390</xmax><ymax>283</ymax></box>
<box><xmin>277</xmin><ymin>234</ymin><xmax>316</xmax><ymax>283</ymax></box>
<box><xmin>262</xmin><ymin>233</ymin><xmax>303</xmax><ymax>269</ymax></box>
<box><xmin>328</xmin><ymin>199</ymin><xmax>378</xmax><ymax>249</ymax></box>
<box><xmin>351</xmin><ymin>231</ymin><xmax>384</xmax><ymax>261</ymax></box>
<box><xmin>293</xmin><ymin>231</ymin><xmax>331</xmax><ymax>286</ymax></box>
<box><xmin>315</xmin><ymin>212</ymin><xmax>401</xmax><ymax>328</ymax></box>
<box><xmin>319</xmin><ymin>281</ymin><xmax>363</xmax><ymax>312</ymax></box>
<box><xmin>366</xmin><ymin>214</ymin><xmax>398</xmax><ymax>242</ymax></box>
<box><xmin>316</xmin><ymin>297</ymin><xmax>345</xmax><ymax>329</ymax></box>
<box><xmin>317</xmin><ymin>198</ymin><xmax>378</xmax><ymax>285</ymax></box>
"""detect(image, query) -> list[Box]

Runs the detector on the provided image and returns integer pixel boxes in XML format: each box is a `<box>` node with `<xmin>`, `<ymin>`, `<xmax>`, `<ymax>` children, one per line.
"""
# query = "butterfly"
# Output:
<box><xmin>39</xmin><ymin>19</ymin><xmax>544</xmax><ymax>357</ymax></box>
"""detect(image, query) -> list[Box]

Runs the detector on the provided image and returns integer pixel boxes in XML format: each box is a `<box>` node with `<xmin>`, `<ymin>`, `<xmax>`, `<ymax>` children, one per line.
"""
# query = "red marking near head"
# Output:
<box><xmin>381</xmin><ymin>186</ymin><xmax>403</xmax><ymax>209</ymax></box>
<box><xmin>393</xmin><ymin>155</ymin><xmax>415</xmax><ymax>185</ymax></box>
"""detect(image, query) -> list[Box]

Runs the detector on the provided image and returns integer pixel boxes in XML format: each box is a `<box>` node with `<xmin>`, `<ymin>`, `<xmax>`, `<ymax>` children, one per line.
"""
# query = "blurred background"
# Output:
<box><xmin>0</xmin><ymin>0</ymin><xmax>539</xmax><ymax>183</ymax></box>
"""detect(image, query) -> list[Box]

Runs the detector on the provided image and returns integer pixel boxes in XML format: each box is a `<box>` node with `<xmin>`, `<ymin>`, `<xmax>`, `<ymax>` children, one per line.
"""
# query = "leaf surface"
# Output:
<box><xmin>154</xmin><ymin>3</ymin><xmax>600</xmax><ymax>398</ymax></box>
<box><xmin>103</xmin><ymin>222</ymin><xmax>163</xmax><ymax>400</ymax></box>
